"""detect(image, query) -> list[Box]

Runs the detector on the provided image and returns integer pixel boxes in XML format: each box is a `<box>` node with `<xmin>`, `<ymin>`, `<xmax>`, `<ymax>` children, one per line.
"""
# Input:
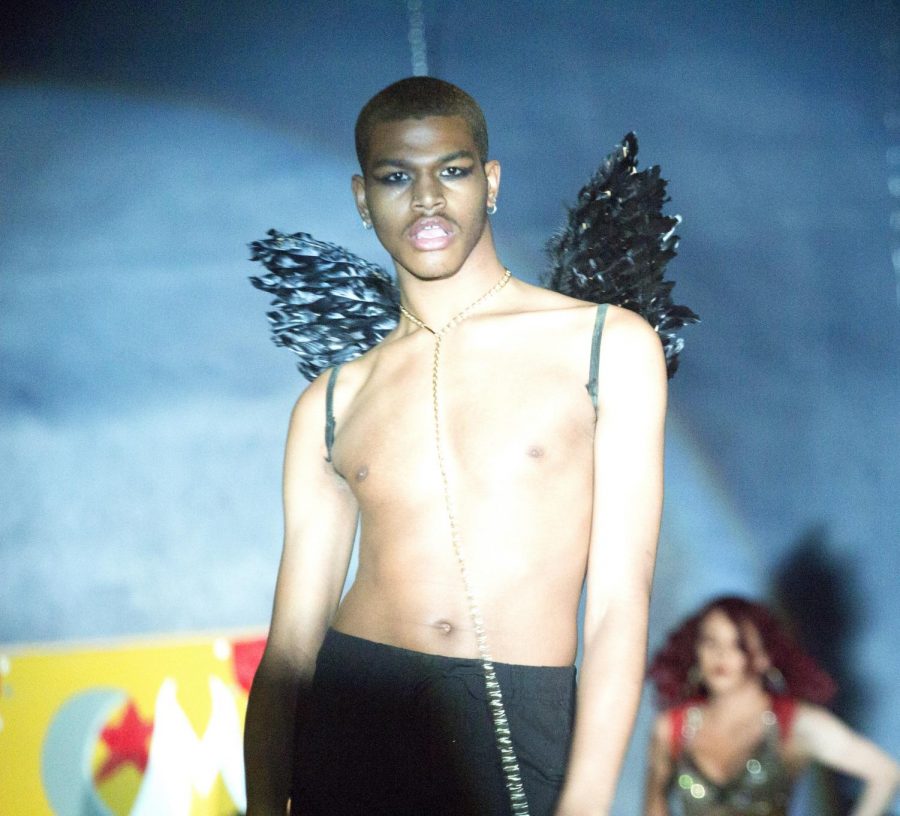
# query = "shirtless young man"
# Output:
<box><xmin>244</xmin><ymin>77</ymin><xmax>667</xmax><ymax>816</ymax></box>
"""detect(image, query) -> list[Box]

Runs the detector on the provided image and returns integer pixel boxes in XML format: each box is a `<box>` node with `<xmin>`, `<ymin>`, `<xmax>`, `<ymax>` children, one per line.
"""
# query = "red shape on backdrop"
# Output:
<box><xmin>94</xmin><ymin>699</ymin><xmax>154</xmax><ymax>783</ymax></box>
<box><xmin>232</xmin><ymin>637</ymin><xmax>266</xmax><ymax>693</ymax></box>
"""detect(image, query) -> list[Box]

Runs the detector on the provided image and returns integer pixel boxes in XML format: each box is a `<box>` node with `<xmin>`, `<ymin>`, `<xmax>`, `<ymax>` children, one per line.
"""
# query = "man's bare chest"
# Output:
<box><xmin>331</xmin><ymin>343</ymin><xmax>596</xmax><ymax>498</ymax></box>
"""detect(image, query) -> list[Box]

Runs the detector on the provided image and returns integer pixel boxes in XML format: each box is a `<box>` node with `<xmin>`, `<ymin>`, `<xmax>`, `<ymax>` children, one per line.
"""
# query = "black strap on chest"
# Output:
<box><xmin>586</xmin><ymin>303</ymin><xmax>609</xmax><ymax>413</ymax></box>
<box><xmin>324</xmin><ymin>364</ymin><xmax>342</xmax><ymax>462</ymax></box>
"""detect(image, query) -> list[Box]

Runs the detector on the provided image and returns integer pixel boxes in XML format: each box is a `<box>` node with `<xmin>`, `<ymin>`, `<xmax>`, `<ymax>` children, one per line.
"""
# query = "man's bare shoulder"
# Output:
<box><xmin>289</xmin><ymin>350</ymin><xmax>386</xmax><ymax>433</ymax></box>
<box><xmin>506</xmin><ymin>281</ymin><xmax>659</xmax><ymax>351</ymax></box>
<box><xmin>509</xmin><ymin>280</ymin><xmax>655</xmax><ymax>332</ymax></box>
<box><xmin>511</xmin><ymin>278</ymin><xmax>592</xmax><ymax>313</ymax></box>
<box><xmin>600</xmin><ymin>304</ymin><xmax>665</xmax><ymax>368</ymax></box>
<box><xmin>288</xmin><ymin>368</ymin><xmax>333</xmax><ymax>430</ymax></box>
<box><xmin>597</xmin><ymin>305</ymin><xmax>668</xmax><ymax>411</ymax></box>
<box><xmin>325</xmin><ymin>333</ymin><xmax>391</xmax><ymax>394</ymax></box>
<box><xmin>312</xmin><ymin>326</ymin><xmax>408</xmax><ymax>421</ymax></box>
<box><xmin>501</xmin><ymin>279</ymin><xmax>599</xmax><ymax>335</ymax></box>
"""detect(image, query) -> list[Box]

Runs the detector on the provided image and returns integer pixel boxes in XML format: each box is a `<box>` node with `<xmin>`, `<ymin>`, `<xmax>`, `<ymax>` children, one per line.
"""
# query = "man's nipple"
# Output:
<box><xmin>355</xmin><ymin>465</ymin><xmax>369</xmax><ymax>482</ymax></box>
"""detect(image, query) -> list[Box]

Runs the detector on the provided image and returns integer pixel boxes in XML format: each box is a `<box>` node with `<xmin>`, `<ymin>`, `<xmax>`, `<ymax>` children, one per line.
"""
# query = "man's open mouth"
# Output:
<box><xmin>408</xmin><ymin>218</ymin><xmax>454</xmax><ymax>250</ymax></box>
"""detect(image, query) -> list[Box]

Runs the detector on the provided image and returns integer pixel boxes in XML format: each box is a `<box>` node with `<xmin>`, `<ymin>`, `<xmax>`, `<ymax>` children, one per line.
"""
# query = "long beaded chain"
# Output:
<box><xmin>399</xmin><ymin>269</ymin><xmax>529</xmax><ymax>816</ymax></box>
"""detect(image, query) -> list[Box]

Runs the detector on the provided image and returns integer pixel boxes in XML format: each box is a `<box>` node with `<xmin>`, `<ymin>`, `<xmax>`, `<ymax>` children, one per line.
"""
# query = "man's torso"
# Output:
<box><xmin>326</xmin><ymin>290</ymin><xmax>605</xmax><ymax>666</ymax></box>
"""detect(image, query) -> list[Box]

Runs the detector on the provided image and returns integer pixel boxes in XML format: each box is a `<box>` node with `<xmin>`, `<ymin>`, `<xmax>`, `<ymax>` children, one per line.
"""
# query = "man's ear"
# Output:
<box><xmin>351</xmin><ymin>174</ymin><xmax>371</xmax><ymax>226</ymax></box>
<box><xmin>484</xmin><ymin>160</ymin><xmax>501</xmax><ymax>205</ymax></box>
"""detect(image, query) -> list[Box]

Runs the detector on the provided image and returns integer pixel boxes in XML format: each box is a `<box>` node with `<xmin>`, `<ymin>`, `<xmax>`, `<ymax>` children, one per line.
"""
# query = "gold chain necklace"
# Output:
<box><xmin>399</xmin><ymin>268</ymin><xmax>529</xmax><ymax>815</ymax></box>
<box><xmin>398</xmin><ymin>268</ymin><xmax>511</xmax><ymax>335</ymax></box>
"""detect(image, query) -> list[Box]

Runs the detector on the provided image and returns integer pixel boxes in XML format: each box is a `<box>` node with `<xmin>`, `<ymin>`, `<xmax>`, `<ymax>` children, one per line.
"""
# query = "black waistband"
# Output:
<box><xmin>319</xmin><ymin>628</ymin><xmax>576</xmax><ymax>702</ymax></box>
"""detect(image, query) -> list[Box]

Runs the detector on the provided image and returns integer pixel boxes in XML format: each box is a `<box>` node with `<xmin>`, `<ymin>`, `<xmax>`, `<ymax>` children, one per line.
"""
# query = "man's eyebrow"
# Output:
<box><xmin>369</xmin><ymin>150</ymin><xmax>478</xmax><ymax>171</ymax></box>
<box><xmin>437</xmin><ymin>150</ymin><xmax>477</xmax><ymax>164</ymax></box>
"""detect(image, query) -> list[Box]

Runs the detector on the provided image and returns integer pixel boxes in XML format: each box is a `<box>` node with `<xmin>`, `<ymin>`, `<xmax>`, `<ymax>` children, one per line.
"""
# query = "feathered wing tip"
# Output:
<box><xmin>249</xmin><ymin>229</ymin><xmax>400</xmax><ymax>381</ymax></box>
<box><xmin>545</xmin><ymin>132</ymin><xmax>699</xmax><ymax>378</ymax></box>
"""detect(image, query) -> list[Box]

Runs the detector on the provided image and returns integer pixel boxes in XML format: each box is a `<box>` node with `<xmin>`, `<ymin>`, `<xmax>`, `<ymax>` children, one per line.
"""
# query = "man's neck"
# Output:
<box><xmin>395</xmin><ymin>245</ymin><xmax>509</xmax><ymax>331</ymax></box>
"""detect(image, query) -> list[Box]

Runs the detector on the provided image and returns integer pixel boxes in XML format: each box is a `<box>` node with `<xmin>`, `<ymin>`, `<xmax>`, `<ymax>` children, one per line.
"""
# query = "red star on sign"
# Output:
<box><xmin>232</xmin><ymin>636</ymin><xmax>266</xmax><ymax>693</ymax></box>
<box><xmin>94</xmin><ymin>698</ymin><xmax>154</xmax><ymax>783</ymax></box>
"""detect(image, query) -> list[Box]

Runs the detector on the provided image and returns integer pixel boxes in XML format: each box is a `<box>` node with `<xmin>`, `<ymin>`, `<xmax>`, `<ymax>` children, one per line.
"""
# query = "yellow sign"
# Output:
<box><xmin>0</xmin><ymin>631</ymin><xmax>266</xmax><ymax>816</ymax></box>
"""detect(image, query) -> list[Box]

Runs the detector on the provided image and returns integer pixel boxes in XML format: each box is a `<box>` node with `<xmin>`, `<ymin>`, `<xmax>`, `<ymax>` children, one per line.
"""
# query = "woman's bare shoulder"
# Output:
<box><xmin>653</xmin><ymin>709</ymin><xmax>674</xmax><ymax>741</ymax></box>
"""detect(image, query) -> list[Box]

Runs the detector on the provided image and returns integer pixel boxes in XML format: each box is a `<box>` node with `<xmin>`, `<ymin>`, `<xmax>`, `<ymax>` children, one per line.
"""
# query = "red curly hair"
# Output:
<box><xmin>648</xmin><ymin>596</ymin><xmax>836</xmax><ymax>709</ymax></box>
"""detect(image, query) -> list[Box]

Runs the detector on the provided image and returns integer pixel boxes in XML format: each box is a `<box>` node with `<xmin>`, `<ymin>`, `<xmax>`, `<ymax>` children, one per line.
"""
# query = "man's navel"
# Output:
<box><xmin>432</xmin><ymin>618</ymin><xmax>455</xmax><ymax>636</ymax></box>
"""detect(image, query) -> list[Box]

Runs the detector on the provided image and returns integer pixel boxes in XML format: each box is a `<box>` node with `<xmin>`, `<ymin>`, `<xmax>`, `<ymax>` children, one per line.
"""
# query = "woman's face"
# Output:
<box><xmin>696</xmin><ymin>609</ymin><xmax>768</xmax><ymax>695</ymax></box>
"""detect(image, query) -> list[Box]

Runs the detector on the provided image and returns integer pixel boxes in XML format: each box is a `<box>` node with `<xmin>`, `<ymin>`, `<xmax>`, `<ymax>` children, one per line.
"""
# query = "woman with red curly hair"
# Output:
<box><xmin>643</xmin><ymin>596</ymin><xmax>899</xmax><ymax>815</ymax></box>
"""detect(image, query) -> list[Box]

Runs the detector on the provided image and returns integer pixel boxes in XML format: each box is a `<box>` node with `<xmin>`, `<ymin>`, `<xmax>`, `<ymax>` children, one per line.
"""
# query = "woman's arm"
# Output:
<box><xmin>792</xmin><ymin>703</ymin><xmax>900</xmax><ymax>816</ymax></box>
<box><xmin>643</xmin><ymin>713</ymin><xmax>674</xmax><ymax>816</ymax></box>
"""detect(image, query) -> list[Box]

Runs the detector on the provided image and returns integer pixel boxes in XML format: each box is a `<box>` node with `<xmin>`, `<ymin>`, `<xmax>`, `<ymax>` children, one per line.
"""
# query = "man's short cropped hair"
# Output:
<box><xmin>355</xmin><ymin>76</ymin><xmax>489</xmax><ymax>171</ymax></box>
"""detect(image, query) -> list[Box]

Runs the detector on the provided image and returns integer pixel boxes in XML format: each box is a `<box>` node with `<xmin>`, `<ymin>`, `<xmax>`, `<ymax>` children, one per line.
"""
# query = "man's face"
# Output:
<box><xmin>352</xmin><ymin>115</ymin><xmax>500</xmax><ymax>281</ymax></box>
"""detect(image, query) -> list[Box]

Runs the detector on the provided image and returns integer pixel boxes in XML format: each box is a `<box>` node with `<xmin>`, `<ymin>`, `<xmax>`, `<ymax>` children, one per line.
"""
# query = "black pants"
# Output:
<box><xmin>292</xmin><ymin>629</ymin><xmax>576</xmax><ymax>815</ymax></box>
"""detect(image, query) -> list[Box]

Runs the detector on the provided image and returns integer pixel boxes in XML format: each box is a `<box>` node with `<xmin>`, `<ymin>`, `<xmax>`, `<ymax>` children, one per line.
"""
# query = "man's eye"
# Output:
<box><xmin>378</xmin><ymin>171</ymin><xmax>409</xmax><ymax>184</ymax></box>
<box><xmin>442</xmin><ymin>166</ymin><xmax>471</xmax><ymax>178</ymax></box>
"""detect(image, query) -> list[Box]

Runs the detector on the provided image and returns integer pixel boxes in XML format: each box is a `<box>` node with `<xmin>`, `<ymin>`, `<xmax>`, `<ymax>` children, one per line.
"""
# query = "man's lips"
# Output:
<box><xmin>407</xmin><ymin>217</ymin><xmax>455</xmax><ymax>251</ymax></box>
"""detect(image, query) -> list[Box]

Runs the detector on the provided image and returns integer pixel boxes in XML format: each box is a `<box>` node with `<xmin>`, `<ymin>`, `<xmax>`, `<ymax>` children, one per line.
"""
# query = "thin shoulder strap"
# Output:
<box><xmin>771</xmin><ymin>695</ymin><xmax>797</xmax><ymax>743</ymax></box>
<box><xmin>669</xmin><ymin>705</ymin><xmax>686</xmax><ymax>759</ymax></box>
<box><xmin>324</xmin><ymin>364</ymin><xmax>342</xmax><ymax>462</ymax></box>
<box><xmin>585</xmin><ymin>303</ymin><xmax>609</xmax><ymax>413</ymax></box>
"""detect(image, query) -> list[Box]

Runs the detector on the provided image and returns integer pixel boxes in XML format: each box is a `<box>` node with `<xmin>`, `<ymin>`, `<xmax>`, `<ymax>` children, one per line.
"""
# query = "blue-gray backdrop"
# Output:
<box><xmin>2</xmin><ymin>2</ymin><xmax>898</xmax><ymax>813</ymax></box>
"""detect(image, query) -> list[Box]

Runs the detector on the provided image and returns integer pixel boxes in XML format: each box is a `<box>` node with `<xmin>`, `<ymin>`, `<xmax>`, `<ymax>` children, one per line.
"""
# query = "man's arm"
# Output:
<box><xmin>244</xmin><ymin>373</ymin><xmax>359</xmax><ymax>816</ymax></box>
<box><xmin>556</xmin><ymin>307</ymin><xmax>667</xmax><ymax>816</ymax></box>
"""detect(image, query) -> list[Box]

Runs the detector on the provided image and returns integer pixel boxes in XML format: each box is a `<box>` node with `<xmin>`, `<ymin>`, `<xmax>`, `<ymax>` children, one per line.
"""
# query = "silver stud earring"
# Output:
<box><xmin>362</xmin><ymin>219</ymin><xmax>372</xmax><ymax>230</ymax></box>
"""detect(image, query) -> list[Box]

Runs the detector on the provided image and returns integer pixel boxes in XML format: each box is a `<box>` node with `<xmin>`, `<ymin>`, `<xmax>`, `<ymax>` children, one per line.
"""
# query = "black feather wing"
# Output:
<box><xmin>546</xmin><ymin>133</ymin><xmax>699</xmax><ymax>377</ymax></box>
<box><xmin>249</xmin><ymin>230</ymin><xmax>400</xmax><ymax>381</ymax></box>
